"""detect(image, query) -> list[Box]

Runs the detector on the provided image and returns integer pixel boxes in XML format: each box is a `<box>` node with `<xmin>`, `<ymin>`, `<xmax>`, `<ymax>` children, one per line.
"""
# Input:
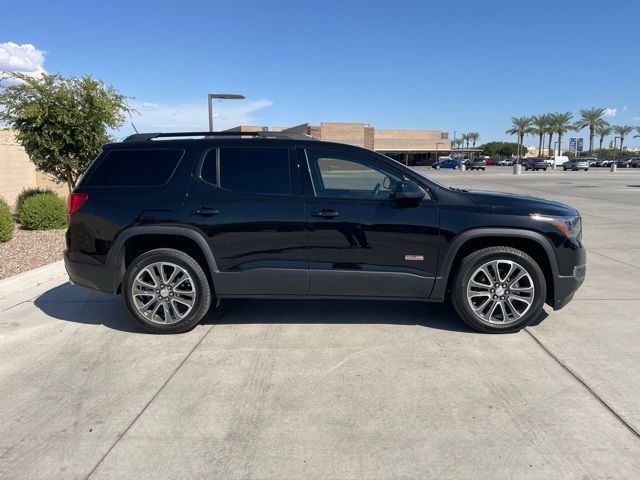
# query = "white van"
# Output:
<box><xmin>547</xmin><ymin>155</ymin><xmax>569</xmax><ymax>167</ymax></box>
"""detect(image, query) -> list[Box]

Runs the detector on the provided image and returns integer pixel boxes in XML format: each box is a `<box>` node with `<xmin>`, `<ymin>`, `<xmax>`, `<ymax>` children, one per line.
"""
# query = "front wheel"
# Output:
<box><xmin>122</xmin><ymin>248</ymin><xmax>212</xmax><ymax>333</ymax></box>
<box><xmin>450</xmin><ymin>246</ymin><xmax>547</xmax><ymax>333</ymax></box>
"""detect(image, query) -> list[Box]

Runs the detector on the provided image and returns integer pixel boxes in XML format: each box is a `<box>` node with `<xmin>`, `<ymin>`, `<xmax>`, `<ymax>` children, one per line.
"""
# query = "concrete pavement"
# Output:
<box><xmin>1</xmin><ymin>168</ymin><xmax>639</xmax><ymax>479</ymax></box>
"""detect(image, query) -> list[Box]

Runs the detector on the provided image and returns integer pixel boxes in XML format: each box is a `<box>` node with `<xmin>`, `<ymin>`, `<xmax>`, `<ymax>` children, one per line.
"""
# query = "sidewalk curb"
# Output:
<box><xmin>0</xmin><ymin>261</ymin><xmax>67</xmax><ymax>298</ymax></box>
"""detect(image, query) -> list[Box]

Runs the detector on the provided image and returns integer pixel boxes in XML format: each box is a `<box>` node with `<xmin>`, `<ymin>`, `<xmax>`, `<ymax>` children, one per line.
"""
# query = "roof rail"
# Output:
<box><xmin>122</xmin><ymin>131</ymin><xmax>315</xmax><ymax>142</ymax></box>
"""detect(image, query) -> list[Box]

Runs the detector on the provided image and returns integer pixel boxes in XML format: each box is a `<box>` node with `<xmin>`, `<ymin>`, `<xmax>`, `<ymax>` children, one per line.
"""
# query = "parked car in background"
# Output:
<box><xmin>524</xmin><ymin>158</ymin><xmax>549</xmax><ymax>171</ymax></box>
<box><xmin>468</xmin><ymin>158</ymin><xmax>486</xmax><ymax>171</ymax></box>
<box><xmin>595</xmin><ymin>158</ymin><xmax>613</xmax><ymax>167</ymax></box>
<box><xmin>630</xmin><ymin>157</ymin><xmax>640</xmax><ymax>168</ymax></box>
<box><xmin>563</xmin><ymin>158</ymin><xmax>590</xmax><ymax>171</ymax></box>
<box><xmin>483</xmin><ymin>157</ymin><xmax>494</xmax><ymax>166</ymax></box>
<box><xmin>497</xmin><ymin>159</ymin><xmax>514</xmax><ymax>166</ymax></box>
<box><xmin>432</xmin><ymin>157</ymin><xmax>463</xmax><ymax>170</ymax></box>
<box><xmin>616</xmin><ymin>158</ymin><xmax>633</xmax><ymax>168</ymax></box>
<box><xmin>583</xmin><ymin>157</ymin><xmax>597</xmax><ymax>167</ymax></box>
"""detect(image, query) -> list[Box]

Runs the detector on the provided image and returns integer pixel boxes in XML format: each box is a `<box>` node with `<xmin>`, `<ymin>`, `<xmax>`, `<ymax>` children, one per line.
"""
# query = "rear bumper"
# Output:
<box><xmin>64</xmin><ymin>251</ymin><xmax>116</xmax><ymax>294</ymax></box>
<box><xmin>552</xmin><ymin>264</ymin><xmax>586</xmax><ymax>310</ymax></box>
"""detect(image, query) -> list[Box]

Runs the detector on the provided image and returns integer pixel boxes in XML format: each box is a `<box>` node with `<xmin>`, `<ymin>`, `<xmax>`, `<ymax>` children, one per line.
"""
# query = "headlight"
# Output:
<box><xmin>530</xmin><ymin>214</ymin><xmax>581</xmax><ymax>239</ymax></box>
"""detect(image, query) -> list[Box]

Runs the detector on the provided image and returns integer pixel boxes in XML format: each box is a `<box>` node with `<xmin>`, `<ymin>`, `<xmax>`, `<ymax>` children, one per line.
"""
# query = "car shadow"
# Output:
<box><xmin>34</xmin><ymin>282</ymin><xmax>549</xmax><ymax>334</ymax></box>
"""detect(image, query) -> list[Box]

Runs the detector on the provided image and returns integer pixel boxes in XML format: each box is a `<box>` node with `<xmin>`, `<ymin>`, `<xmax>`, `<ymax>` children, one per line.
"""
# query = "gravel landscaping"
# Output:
<box><xmin>0</xmin><ymin>228</ymin><xmax>65</xmax><ymax>280</ymax></box>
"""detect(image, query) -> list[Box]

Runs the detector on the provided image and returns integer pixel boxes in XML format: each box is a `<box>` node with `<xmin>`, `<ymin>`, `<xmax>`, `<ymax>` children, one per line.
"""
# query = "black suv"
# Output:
<box><xmin>65</xmin><ymin>131</ymin><xmax>586</xmax><ymax>334</ymax></box>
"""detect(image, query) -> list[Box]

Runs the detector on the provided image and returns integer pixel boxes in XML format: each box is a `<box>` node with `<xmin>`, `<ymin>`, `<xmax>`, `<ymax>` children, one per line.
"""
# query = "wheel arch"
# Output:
<box><xmin>107</xmin><ymin>226</ymin><xmax>218</xmax><ymax>294</ymax></box>
<box><xmin>431</xmin><ymin>228</ymin><xmax>559</xmax><ymax>303</ymax></box>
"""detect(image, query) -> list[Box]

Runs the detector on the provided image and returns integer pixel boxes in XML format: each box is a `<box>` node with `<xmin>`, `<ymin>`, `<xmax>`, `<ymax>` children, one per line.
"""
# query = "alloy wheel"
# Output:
<box><xmin>466</xmin><ymin>259</ymin><xmax>535</xmax><ymax>325</ymax></box>
<box><xmin>131</xmin><ymin>262</ymin><xmax>196</xmax><ymax>324</ymax></box>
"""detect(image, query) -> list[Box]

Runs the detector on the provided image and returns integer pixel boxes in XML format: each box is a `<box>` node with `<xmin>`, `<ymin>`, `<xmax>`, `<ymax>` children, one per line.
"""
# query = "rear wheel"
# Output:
<box><xmin>450</xmin><ymin>246</ymin><xmax>546</xmax><ymax>333</ymax></box>
<box><xmin>122</xmin><ymin>248</ymin><xmax>212</xmax><ymax>333</ymax></box>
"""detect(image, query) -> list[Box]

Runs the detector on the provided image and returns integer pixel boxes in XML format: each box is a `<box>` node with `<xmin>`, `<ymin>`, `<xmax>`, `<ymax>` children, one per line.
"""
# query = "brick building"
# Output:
<box><xmin>227</xmin><ymin>122</ymin><xmax>451</xmax><ymax>165</ymax></box>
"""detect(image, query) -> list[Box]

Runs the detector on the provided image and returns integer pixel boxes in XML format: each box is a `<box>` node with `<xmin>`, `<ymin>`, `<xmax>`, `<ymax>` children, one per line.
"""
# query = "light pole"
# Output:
<box><xmin>208</xmin><ymin>93</ymin><xmax>245</xmax><ymax>132</ymax></box>
<box><xmin>435</xmin><ymin>142</ymin><xmax>444</xmax><ymax>164</ymax></box>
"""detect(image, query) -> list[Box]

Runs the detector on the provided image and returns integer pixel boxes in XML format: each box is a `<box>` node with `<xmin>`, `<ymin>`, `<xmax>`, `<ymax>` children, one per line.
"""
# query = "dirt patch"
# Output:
<box><xmin>0</xmin><ymin>228</ymin><xmax>65</xmax><ymax>280</ymax></box>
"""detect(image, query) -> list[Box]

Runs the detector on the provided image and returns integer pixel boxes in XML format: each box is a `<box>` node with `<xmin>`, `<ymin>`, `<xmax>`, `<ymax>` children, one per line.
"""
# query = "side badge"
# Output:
<box><xmin>405</xmin><ymin>255</ymin><xmax>424</xmax><ymax>261</ymax></box>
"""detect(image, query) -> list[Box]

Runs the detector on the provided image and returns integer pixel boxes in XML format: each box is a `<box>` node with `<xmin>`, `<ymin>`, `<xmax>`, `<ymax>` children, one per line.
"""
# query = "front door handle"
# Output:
<box><xmin>311</xmin><ymin>209</ymin><xmax>339</xmax><ymax>218</ymax></box>
<box><xmin>192</xmin><ymin>206</ymin><xmax>219</xmax><ymax>216</ymax></box>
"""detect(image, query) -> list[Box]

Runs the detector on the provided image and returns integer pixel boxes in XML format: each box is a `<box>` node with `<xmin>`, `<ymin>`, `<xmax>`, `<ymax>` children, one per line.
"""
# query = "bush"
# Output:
<box><xmin>20</xmin><ymin>192</ymin><xmax>68</xmax><ymax>230</ymax></box>
<box><xmin>0</xmin><ymin>197</ymin><xmax>15</xmax><ymax>242</ymax></box>
<box><xmin>15</xmin><ymin>187</ymin><xmax>54</xmax><ymax>222</ymax></box>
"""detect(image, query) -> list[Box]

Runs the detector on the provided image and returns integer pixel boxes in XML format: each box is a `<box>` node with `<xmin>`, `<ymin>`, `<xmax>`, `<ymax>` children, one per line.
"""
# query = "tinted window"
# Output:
<box><xmin>200</xmin><ymin>149</ymin><xmax>217</xmax><ymax>185</ymax></box>
<box><xmin>306</xmin><ymin>148</ymin><xmax>403</xmax><ymax>199</ymax></box>
<box><xmin>85</xmin><ymin>149</ymin><xmax>183</xmax><ymax>187</ymax></box>
<box><xmin>219</xmin><ymin>148</ymin><xmax>290</xmax><ymax>195</ymax></box>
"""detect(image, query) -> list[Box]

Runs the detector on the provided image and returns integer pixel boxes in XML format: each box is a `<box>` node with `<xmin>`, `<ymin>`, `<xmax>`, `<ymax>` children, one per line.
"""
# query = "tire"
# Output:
<box><xmin>543</xmin><ymin>168</ymin><xmax>547</xmax><ymax>171</ymax></box>
<box><xmin>585</xmin><ymin>168</ymin><xmax>589</xmax><ymax>172</ymax></box>
<box><xmin>434</xmin><ymin>165</ymin><xmax>440</xmax><ymax>170</ymax></box>
<box><xmin>563</xmin><ymin>167</ymin><xmax>567</xmax><ymax>171</ymax></box>
<box><xmin>122</xmin><ymin>248</ymin><xmax>212</xmax><ymax>333</ymax></box>
<box><xmin>450</xmin><ymin>246</ymin><xmax>547</xmax><ymax>333</ymax></box>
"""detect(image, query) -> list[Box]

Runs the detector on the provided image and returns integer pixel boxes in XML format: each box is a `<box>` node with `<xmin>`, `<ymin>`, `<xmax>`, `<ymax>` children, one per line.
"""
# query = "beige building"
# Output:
<box><xmin>229</xmin><ymin>122</ymin><xmax>451</xmax><ymax>165</ymax></box>
<box><xmin>0</xmin><ymin>127</ymin><xmax>66</xmax><ymax>207</ymax></box>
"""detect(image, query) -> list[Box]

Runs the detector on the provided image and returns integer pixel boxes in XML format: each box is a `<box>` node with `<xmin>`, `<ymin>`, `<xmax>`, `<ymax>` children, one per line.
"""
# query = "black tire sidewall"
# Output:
<box><xmin>123</xmin><ymin>249</ymin><xmax>211</xmax><ymax>333</ymax></box>
<box><xmin>452</xmin><ymin>248</ymin><xmax>547</xmax><ymax>333</ymax></box>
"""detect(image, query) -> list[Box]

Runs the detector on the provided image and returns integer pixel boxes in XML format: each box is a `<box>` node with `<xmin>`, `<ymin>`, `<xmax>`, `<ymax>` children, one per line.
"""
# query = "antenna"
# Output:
<box><xmin>131</xmin><ymin>122</ymin><xmax>139</xmax><ymax>134</ymax></box>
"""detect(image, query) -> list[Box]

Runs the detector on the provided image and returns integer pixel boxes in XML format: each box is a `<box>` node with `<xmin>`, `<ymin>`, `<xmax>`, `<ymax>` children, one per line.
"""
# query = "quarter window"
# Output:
<box><xmin>306</xmin><ymin>148</ymin><xmax>404</xmax><ymax>199</ymax></box>
<box><xmin>85</xmin><ymin>149</ymin><xmax>183</xmax><ymax>187</ymax></box>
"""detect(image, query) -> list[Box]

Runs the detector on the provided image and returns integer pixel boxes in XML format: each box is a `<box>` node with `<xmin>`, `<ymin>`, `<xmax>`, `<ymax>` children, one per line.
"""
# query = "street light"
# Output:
<box><xmin>208</xmin><ymin>93</ymin><xmax>245</xmax><ymax>131</ymax></box>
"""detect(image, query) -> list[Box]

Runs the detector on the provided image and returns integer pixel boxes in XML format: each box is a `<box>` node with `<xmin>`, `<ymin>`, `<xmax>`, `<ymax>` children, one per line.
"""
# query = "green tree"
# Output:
<box><xmin>613</xmin><ymin>125</ymin><xmax>634</xmax><ymax>154</ymax></box>
<box><xmin>468</xmin><ymin>131</ymin><xmax>480</xmax><ymax>147</ymax></box>
<box><xmin>531</xmin><ymin>114</ymin><xmax>550</xmax><ymax>157</ymax></box>
<box><xmin>595</xmin><ymin>124</ymin><xmax>613</xmax><ymax>152</ymax></box>
<box><xmin>506</xmin><ymin>116</ymin><xmax>533</xmax><ymax>158</ymax></box>
<box><xmin>550</xmin><ymin>112</ymin><xmax>575</xmax><ymax>156</ymax></box>
<box><xmin>0</xmin><ymin>73</ymin><xmax>133</xmax><ymax>191</ymax></box>
<box><xmin>479</xmin><ymin>141</ymin><xmax>521</xmax><ymax>157</ymax></box>
<box><xmin>574</xmin><ymin>107</ymin><xmax>608</xmax><ymax>156</ymax></box>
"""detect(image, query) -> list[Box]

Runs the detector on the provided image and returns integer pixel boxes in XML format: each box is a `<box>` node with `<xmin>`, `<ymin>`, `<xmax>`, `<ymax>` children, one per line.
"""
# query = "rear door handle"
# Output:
<box><xmin>311</xmin><ymin>209</ymin><xmax>339</xmax><ymax>218</ymax></box>
<box><xmin>192</xmin><ymin>206</ymin><xmax>219</xmax><ymax>216</ymax></box>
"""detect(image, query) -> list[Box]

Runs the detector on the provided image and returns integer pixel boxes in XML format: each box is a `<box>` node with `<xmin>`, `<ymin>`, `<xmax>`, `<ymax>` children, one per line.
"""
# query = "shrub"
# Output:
<box><xmin>0</xmin><ymin>197</ymin><xmax>15</xmax><ymax>242</ymax></box>
<box><xmin>16</xmin><ymin>187</ymin><xmax>54</xmax><ymax>222</ymax></box>
<box><xmin>20</xmin><ymin>192</ymin><xmax>68</xmax><ymax>230</ymax></box>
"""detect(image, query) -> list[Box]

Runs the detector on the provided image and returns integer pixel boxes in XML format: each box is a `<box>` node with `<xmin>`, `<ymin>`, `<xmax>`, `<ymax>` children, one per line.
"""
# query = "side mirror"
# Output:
<box><xmin>392</xmin><ymin>180</ymin><xmax>425</xmax><ymax>204</ymax></box>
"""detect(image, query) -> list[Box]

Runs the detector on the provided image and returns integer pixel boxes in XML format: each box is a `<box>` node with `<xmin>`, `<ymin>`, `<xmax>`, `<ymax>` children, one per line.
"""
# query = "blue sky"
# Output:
<box><xmin>1</xmin><ymin>0</ymin><xmax>639</xmax><ymax>146</ymax></box>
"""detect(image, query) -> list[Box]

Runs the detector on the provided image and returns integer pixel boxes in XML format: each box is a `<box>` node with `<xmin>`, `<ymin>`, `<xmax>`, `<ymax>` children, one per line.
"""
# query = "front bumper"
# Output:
<box><xmin>552</xmin><ymin>264</ymin><xmax>586</xmax><ymax>310</ymax></box>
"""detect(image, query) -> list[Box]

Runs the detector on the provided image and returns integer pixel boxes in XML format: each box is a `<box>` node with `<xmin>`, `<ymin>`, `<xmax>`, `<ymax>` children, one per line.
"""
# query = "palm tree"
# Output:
<box><xmin>461</xmin><ymin>133</ymin><xmax>470</xmax><ymax>149</ymax></box>
<box><xmin>468</xmin><ymin>132</ymin><xmax>480</xmax><ymax>147</ymax></box>
<box><xmin>613</xmin><ymin>125</ymin><xmax>634</xmax><ymax>155</ymax></box>
<box><xmin>550</xmin><ymin>112</ymin><xmax>575</xmax><ymax>156</ymax></box>
<box><xmin>453</xmin><ymin>138</ymin><xmax>463</xmax><ymax>149</ymax></box>
<box><xmin>634</xmin><ymin>126</ymin><xmax>640</xmax><ymax>140</ymax></box>
<box><xmin>531</xmin><ymin>114</ymin><xmax>549</xmax><ymax>157</ymax></box>
<box><xmin>574</xmin><ymin>107</ymin><xmax>608</xmax><ymax>156</ymax></box>
<box><xmin>595</xmin><ymin>124</ymin><xmax>613</xmax><ymax>153</ymax></box>
<box><xmin>506</xmin><ymin>116</ymin><xmax>533</xmax><ymax>158</ymax></box>
<box><xmin>545</xmin><ymin>117</ymin><xmax>555</xmax><ymax>157</ymax></box>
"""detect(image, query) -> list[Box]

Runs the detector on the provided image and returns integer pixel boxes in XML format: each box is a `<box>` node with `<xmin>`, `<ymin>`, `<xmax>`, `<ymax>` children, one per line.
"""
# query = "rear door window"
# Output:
<box><xmin>85</xmin><ymin>149</ymin><xmax>183</xmax><ymax>187</ymax></box>
<box><xmin>218</xmin><ymin>147</ymin><xmax>290</xmax><ymax>195</ymax></box>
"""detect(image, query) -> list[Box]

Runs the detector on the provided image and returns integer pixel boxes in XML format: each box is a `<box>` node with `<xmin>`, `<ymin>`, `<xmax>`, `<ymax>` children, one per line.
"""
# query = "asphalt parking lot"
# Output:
<box><xmin>1</xmin><ymin>168</ymin><xmax>639</xmax><ymax>479</ymax></box>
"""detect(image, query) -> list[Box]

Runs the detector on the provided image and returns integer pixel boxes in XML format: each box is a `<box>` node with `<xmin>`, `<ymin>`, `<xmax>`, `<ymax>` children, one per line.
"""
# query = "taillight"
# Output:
<box><xmin>67</xmin><ymin>193</ymin><xmax>88</xmax><ymax>215</ymax></box>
